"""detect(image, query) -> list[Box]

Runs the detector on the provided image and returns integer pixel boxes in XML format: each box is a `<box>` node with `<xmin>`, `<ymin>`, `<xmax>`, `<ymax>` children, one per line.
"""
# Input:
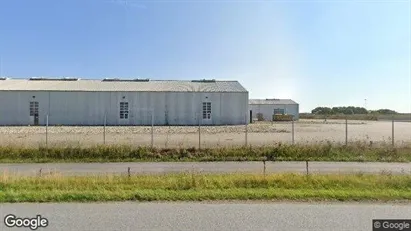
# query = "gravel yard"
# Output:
<box><xmin>0</xmin><ymin>119</ymin><xmax>410</xmax><ymax>148</ymax></box>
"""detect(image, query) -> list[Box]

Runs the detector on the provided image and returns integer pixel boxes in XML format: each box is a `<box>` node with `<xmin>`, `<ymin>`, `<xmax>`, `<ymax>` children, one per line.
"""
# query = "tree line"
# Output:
<box><xmin>311</xmin><ymin>107</ymin><xmax>397</xmax><ymax>115</ymax></box>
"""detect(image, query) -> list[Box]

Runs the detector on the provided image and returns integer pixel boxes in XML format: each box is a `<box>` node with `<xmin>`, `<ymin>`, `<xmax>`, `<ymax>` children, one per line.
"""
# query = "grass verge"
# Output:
<box><xmin>0</xmin><ymin>142</ymin><xmax>410</xmax><ymax>163</ymax></box>
<box><xmin>1</xmin><ymin>173</ymin><xmax>411</xmax><ymax>202</ymax></box>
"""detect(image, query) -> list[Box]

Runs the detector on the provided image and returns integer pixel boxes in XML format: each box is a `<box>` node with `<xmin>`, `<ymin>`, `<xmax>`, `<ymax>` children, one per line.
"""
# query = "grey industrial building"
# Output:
<box><xmin>249</xmin><ymin>98</ymin><xmax>299</xmax><ymax>121</ymax></box>
<box><xmin>0</xmin><ymin>77</ymin><xmax>249</xmax><ymax>126</ymax></box>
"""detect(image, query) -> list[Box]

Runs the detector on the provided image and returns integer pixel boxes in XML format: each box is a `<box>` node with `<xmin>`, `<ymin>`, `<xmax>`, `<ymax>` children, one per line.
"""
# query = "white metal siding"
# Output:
<box><xmin>0</xmin><ymin>91</ymin><xmax>49</xmax><ymax>125</ymax></box>
<box><xmin>0</xmin><ymin>91</ymin><xmax>248</xmax><ymax>126</ymax></box>
<box><xmin>220</xmin><ymin>92</ymin><xmax>249</xmax><ymax>125</ymax></box>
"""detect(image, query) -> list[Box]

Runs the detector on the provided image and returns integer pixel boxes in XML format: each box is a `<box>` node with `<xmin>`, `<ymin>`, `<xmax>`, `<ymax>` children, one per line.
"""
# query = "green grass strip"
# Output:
<box><xmin>1</xmin><ymin>173</ymin><xmax>411</xmax><ymax>202</ymax></box>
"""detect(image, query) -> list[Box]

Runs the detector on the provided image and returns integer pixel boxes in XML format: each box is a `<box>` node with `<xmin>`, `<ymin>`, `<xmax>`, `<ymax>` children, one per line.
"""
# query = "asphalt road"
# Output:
<box><xmin>1</xmin><ymin>202</ymin><xmax>410</xmax><ymax>231</ymax></box>
<box><xmin>1</xmin><ymin>161</ymin><xmax>411</xmax><ymax>176</ymax></box>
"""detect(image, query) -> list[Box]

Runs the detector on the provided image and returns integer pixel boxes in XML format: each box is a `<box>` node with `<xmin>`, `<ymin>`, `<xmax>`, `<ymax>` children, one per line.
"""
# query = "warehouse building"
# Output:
<box><xmin>0</xmin><ymin>77</ymin><xmax>249</xmax><ymax>126</ymax></box>
<box><xmin>249</xmin><ymin>98</ymin><xmax>299</xmax><ymax>121</ymax></box>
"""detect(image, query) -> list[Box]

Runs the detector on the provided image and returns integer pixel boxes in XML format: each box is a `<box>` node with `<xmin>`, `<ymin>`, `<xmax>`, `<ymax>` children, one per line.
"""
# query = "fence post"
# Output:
<box><xmin>151</xmin><ymin>109</ymin><xmax>154</xmax><ymax>149</ymax></box>
<box><xmin>292</xmin><ymin>119</ymin><xmax>295</xmax><ymax>145</ymax></box>
<box><xmin>46</xmin><ymin>114</ymin><xmax>49</xmax><ymax>148</ymax></box>
<box><xmin>345</xmin><ymin>117</ymin><xmax>348</xmax><ymax>146</ymax></box>
<box><xmin>245</xmin><ymin>113</ymin><xmax>248</xmax><ymax>147</ymax></box>
<box><xmin>306</xmin><ymin>161</ymin><xmax>309</xmax><ymax>175</ymax></box>
<box><xmin>263</xmin><ymin>160</ymin><xmax>266</xmax><ymax>176</ymax></box>
<box><xmin>392</xmin><ymin>115</ymin><xmax>395</xmax><ymax>147</ymax></box>
<box><xmin>103</xmin><ymin>113</ymin><xmax>106</xmax><ymax>145</ymax></box>
<box><xmin>198</xmin><ymin>113</ymin><xmax>201</xmax><ymax>150</ymax></box>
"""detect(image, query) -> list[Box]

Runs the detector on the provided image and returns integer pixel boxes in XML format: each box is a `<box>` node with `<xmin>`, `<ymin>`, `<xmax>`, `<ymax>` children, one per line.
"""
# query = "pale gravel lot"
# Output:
<box><xmin>0</xmin><ymin>119</ymin><xmax>410</xmax><ymax>148</ymax></box>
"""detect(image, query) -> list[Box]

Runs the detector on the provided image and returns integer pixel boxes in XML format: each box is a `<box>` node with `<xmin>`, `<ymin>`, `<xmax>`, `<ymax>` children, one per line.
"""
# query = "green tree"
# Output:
<box><xmin>376</xmin><ymin>109</ymin><xmax>397</xmax><ymax>114</ymax></box>
<box><xmin>312</xmin><ymin>106</ymin><xmax>397</xmax><ymax>115</ymax></box>
<box><xmin>312</xmin><ymin>107</ymin><xmax>332</xmax><ymax>115</ymax></box>
<box><xmin>312</xmin><ymin>106</ymin><xmax>368</xmax><ymax>115</ymax></box>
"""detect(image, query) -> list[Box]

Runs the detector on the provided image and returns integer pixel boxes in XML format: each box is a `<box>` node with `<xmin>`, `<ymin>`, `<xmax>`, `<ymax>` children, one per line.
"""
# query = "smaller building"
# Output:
<box><xmin>249</xmin><ymin>98</ymin><xmax>299</xmax><ymax>121</ymax></box>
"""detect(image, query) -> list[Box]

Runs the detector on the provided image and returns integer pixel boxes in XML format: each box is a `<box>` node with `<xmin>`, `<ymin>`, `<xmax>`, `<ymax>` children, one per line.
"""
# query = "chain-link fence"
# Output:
<box><xmin>0</xmin><ymin>114</ymin><xmax>410</xmax><ymax>148</ymax></box>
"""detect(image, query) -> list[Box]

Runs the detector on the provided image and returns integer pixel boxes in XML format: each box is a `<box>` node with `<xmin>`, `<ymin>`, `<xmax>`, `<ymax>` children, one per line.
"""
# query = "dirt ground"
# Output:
<box><xmin>0</xmin><ymin>119</ymin><xmax>410</xmax><ymax>148</ymax></box>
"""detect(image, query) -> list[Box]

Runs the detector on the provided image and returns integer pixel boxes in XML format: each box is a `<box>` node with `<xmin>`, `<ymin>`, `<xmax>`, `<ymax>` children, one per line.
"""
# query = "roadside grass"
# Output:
<box><xmin>1</xmin><ymin>173</ymin><xmax>411</xmax><ymax>202</ymax></box>
<box><xmin>0</xmin><ymin>142</ymin><xmax>410</xmax><ymax>163</ymax></box>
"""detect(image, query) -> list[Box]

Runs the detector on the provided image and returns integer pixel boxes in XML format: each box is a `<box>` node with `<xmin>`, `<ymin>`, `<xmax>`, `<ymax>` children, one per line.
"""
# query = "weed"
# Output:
<box><xmin>0</xmin><ymin>143</ymin><xmax>410</xmax><ymax>163</ymax></box>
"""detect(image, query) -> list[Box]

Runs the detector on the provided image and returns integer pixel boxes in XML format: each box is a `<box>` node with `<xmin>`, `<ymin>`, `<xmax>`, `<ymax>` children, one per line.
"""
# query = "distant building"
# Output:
<box><xmin>249</xmin><ymin>98</ymin><xmax>299</xmax><ymax>121</ymax></box>
<box><xmin>0</xmin><ymin>77</ymin><xmax>249</xmax><ymax>126</ymax></box>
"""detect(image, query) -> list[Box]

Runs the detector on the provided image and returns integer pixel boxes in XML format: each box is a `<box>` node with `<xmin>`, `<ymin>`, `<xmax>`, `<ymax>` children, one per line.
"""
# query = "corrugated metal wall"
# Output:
<box><xmin>0</xmin><ymin>91</ymin><xmax>248</xmax><ymax>125</ymax></box>
<box><xmin>249</xmin><ymin>104</ymin><xmax>299</xmax><ymax>121</ymax></box>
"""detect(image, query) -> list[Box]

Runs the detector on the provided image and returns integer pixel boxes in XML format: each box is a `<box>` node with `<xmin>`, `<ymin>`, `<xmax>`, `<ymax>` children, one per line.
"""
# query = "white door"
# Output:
<box><xmin>119</xmin><ymin>102</ymin><xmax>129</xmax><ymax>125</ymax></box>
<box><xmin>201</xmin><ymin>102</ymin><xmax>212</xmax><ymax>125</ymax></box>
<box><xmin>29</xmin><ymin>101</ymin><xmax>39</xmax><ymax>125</ymax></box>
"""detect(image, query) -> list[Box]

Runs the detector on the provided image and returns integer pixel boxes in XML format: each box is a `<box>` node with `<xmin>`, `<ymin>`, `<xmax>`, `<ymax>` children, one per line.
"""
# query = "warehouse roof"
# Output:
<box><xmin>249</xmin><ymin>99</ymin><xmax>298</xmax><ymax>105</ymax></box>
<box><xmin>0</xmin><ymin>78</ymin><xmax>248</xmax><ymax>93</ymax></box>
